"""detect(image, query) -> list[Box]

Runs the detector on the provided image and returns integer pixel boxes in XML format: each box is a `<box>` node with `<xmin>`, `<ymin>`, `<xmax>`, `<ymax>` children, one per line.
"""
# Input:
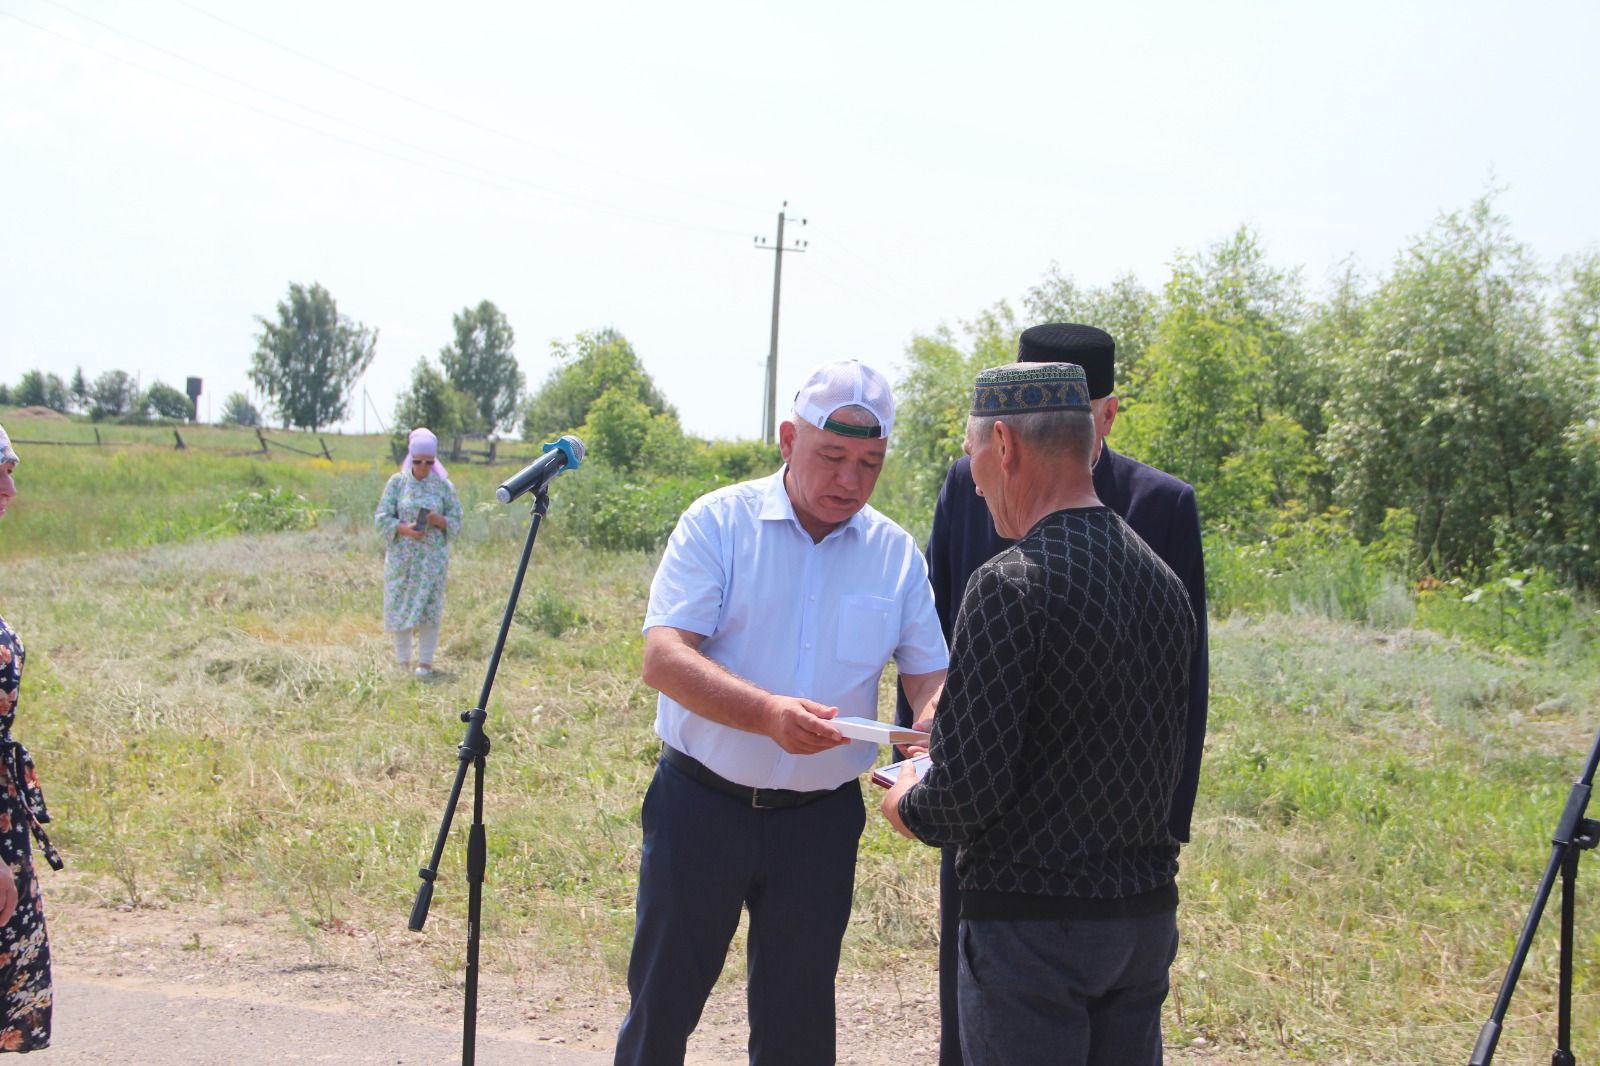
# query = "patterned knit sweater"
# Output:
<box><xmin>899</xmin><ymin>506</ymin><xmax>1195</xmax><ymax>918</ymax></box>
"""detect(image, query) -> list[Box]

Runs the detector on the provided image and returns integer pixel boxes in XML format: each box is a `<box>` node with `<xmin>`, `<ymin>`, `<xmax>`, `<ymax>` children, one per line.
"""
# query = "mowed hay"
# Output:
<box><xmin>3</xmin><ymin>511</ymin><xmax>1599</xmax><ymax>1060</ymax></box>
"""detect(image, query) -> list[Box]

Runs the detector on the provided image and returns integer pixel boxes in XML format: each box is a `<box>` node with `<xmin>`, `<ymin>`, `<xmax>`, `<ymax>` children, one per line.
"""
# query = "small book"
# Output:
<box><xmin>871</xmin><ymin>753</ymin><xmax>933</xmax><ymax>789</ymax></box>
<box><xmin>829</xmin><ymin>716</ymin><xmax>931</xmax><ymax>746</ymax></box>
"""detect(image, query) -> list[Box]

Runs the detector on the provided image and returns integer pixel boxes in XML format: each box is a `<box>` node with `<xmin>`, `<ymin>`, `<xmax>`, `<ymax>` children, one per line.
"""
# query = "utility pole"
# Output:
<box><xmin>754</xmin><ymin>201</ymin><xmax>807</xmax><ymax>445</ymax></box>
<box><xmin>363</xmin><ymin>386</ymin><xmax>388</xmax><ymax>436</ymax></box>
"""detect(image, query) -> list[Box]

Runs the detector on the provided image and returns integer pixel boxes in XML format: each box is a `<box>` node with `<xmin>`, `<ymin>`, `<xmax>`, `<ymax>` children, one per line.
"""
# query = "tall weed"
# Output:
<box><xmin>1207</xmin><ymin>503</ymin><xmax>1415</xmax><ymax>624</ymax></box>
<box><xmin>1417</xmin><ymin>567</ymin><xmax>1595</xmax><ymax>659</ymax></box>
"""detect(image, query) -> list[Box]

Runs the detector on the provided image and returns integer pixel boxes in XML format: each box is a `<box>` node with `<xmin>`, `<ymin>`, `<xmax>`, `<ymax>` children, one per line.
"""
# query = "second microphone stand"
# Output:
<box><xmin>1470</xmin><ymin>724</ymin><xmax>1600</xmax><ymax>1065</ymax></box>
<box><xmin>408</xmin><ymin>485</ymin><xmax>551</xmax><ymax>1066</ymax></box>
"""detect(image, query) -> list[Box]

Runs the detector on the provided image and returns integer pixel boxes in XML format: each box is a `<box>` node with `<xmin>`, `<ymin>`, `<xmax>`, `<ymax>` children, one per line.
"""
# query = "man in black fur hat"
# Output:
<box><xmin>897</xmin><ymin>323</ymin><xmax>1208</xmax><ymax>1065</ymax></box>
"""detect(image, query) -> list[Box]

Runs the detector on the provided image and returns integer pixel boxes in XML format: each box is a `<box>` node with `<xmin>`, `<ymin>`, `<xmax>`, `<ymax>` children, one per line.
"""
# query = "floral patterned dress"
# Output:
<box><xmin>374</xmin><ymin>471</ymin><xmax>464</xmax><ymax>631</ymax></box>
<box><xmin>0</xmin><ymin>614</ymin><xmax>52</xmax><ymax>1053</ymax></box>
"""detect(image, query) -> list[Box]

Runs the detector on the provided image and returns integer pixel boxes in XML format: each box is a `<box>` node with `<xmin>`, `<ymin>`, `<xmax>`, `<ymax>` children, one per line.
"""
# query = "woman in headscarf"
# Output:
<box><xmin>374</xmin><ymin>428</ymin><xmax>463</xmax><ymax>678</ymax></box>
<box><xmin>0</xmin><ymin>424</ymin><xmax>57</xmax><ymax>1052</ymax></box>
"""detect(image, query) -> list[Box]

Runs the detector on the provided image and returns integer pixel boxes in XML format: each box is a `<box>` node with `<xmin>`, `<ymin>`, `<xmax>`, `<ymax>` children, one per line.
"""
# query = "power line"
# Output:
<box><xmin>827</xmin><ymin>235</ymin><xmax>941</xmax><ymax>310</ymax></box>
<box><xmin>168</xmin><ymin>0</ymin><xmax>773</xmax><ymax>219</ymax></box>
<box><xmin>7</xmin><ymin>2</ymin><xmax>759</xmax><ymax>240</ymax></box>
<box><xmin>0</xmin><ymin>9</ymin><xmax>474</xmax><ymax>178</ymax></box>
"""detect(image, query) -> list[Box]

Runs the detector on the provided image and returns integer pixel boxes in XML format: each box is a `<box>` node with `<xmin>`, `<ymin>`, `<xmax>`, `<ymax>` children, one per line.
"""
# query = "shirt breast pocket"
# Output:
<box><xmin>836</xmin><ymin>594</ymin><xmax>898</xmax><ymax>666</ymax></box>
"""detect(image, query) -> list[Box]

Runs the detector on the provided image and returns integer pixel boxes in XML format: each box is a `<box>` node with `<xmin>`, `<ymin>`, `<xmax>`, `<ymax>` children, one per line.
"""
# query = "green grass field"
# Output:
<box><xmin>3</xmin><ymin>421</ymin><xmax>1599</xmax><ymax>1062</ymax></box>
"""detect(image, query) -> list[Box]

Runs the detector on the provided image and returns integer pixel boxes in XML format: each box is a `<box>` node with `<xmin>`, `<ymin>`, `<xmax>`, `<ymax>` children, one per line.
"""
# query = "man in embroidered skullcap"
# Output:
<box><xmin>898</xmin><ymin>322</ymin><xmax>1210</xmax><ymax>1065</ymax></box>
<box><xmin>613</xmin><ymin>360</ymin><xmax>948</xmax><ymax>1066</ymax></box>
<box><xmin>882</xmin><ymin>362</ymin><xmax>1195</xmax><ymax>1065</ymax></box>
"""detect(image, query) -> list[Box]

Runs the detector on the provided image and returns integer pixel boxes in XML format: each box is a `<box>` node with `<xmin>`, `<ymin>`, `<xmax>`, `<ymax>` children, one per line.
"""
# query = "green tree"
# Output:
<box><xmin>877</xmin><ymin>302</ymin><xmax>1019</xmax><ymax>537</ymax></box>
<box><xmin>89</xmin><ymin>370</ymin><xmax>137</xmax><ymax>422</ymax></box>
<box><xmin>250</xmin><ymin>282</ymin><xmax>377</xmax><ymax>431</ymax></box>
<box><xmin>144</xmin><ymin>381</ymin><xmax>194</xmax><ymax>421</ymax></box>
<box><xmin>581</xmin><ymin>386</ymin><xmax>686</xmax><ymax>473</ymax></box>
<box><xmin>1118</xmin><ymin>227</ymin><xmax>1314</xmax><ymax>523</ymax></box>
<box><xmin>521</xmin><ymin>329</ymin><xmax>673</xmax><ymax>441</ymax></box>
<box><xmin>1295</xmin><ymin>262</ymin><xmax>1369</xmax><ymax>508</ymax></box>
<box><xmin>70</xmin><ymin>366</ymin><xmax>90</xmax><ymax>413</ymax></box>
<box><xmin>392</xmin><ymin>358</ymin><xmax>477</xmax><ymax>455</ymax></box>
<box><xmin>1555</xmin><ymin>251</ymin><xmax>1600</xmax><ymax>410</ymax></box>
<box><xmin>219</xmin><ymin>392</ymin><xmax>261</xmax><ymax>428</ymax></box>
<box><xmin>440</xmin><ymin>300</ymin><xmax>524</xmax><ymax>432</ymax></box>
<box><xmin>1562</xmin><ymin>422</ymin><xmax>1600</xmax><ymax>587</ymax></box>
<box><xmin>1321</xmin><ymin>195</ymin><xmax>1586</xmax><ymax>575</ymax></box>
<box><xmin>14</xmin><ymin>370</ymin><xmax>69</xmax><ymax>413</ymax></box>
<box><xmin>1023</xmin><ymin>267</ymin><xmax>1160</xmax><ymax>403</ymax></box>
<box><xmin>13</xmin><ymin>370</ymin><xmax>48</xmax><ymax>408</ymax></box>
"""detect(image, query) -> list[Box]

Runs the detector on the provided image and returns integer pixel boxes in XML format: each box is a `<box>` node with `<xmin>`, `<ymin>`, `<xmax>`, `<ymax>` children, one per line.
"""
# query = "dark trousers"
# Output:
<box><xmin>936</xmin><ymin>846</ymin><xmax>962</xmax><ymax>1065</ymax></box>
<box><xmin>957</xmin><ymin>910</ymin><xmax>1178</xmax><ymax>1066</ymax></box>
<box><xmin>614</xmin><ymin>758</ymin><xmax>866</xmax><ymax>1066</ymax></box>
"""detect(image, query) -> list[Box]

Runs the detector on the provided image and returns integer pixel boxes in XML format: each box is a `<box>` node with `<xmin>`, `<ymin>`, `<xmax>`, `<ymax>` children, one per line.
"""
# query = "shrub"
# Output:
<box><xmin>696</xmin><ymin>438</ymin><xmax>779</xmax><ymax>481</ymax></box>
<box><xmin>1416</xmin><ymin>566</ymin><xmax>1592</xmax><ymax>657</ymax></box>
<box><xmin>145</xmin><ymin>381</ymin><xmax>195</xmax><ymax>421</ymax></box>
<box><xmin>553</xmin><ymin>462</ymin><xmax>719</xmax><ymax>553</ymax></box>
<box><xmin>214</xmin><ymin>487</ymin><xmax>321</xmax><ymax>534</ymax></box>
<box><xmin>220</xmin><ymin>392</ymin><xmax>262</xmax><ymax>428</ymax></box>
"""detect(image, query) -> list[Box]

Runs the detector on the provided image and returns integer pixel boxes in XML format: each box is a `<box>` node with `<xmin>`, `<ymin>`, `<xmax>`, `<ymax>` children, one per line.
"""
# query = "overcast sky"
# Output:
<box><xmin>3</xmin><ymin>0</ymin><xmax>1597</xmax><ymax>439</ymax></box>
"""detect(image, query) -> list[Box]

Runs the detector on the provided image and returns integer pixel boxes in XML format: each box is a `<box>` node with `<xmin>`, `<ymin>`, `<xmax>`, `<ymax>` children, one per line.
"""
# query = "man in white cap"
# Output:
<box><xmin>614</xmin><ymin>360</ymin><xmax>948</xmax><ymax>1066</ymax></box>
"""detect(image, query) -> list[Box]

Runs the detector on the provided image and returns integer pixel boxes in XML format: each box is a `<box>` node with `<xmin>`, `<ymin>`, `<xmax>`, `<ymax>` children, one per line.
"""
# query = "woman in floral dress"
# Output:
<box><xmin>375</xmin><ymin>428</ymin><xmax>463</xmax><ymax>678</ymax></box>
<box><xmin>0</xmin><ymin>425</ymin><xmax>55</xmax><ymax>1053</ymax></box>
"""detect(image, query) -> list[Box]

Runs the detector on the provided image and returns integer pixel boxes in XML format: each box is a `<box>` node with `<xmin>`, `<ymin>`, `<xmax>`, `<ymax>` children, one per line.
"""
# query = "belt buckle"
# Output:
<box><xmin>750</xmin><ymin>788</ymin><xmax>772</xmax><ymax>810</ymax></box>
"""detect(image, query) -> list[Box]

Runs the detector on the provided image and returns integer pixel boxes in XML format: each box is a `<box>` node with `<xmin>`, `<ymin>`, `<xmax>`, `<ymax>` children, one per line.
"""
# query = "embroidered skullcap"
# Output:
<box><xmin>1017</xmin><ymin>323</ymin><xmax>1115</xmax><ymax>400</ymax></box>
<box><xmin>0</xmin><ymin>424</ymin><xmax>18</xmax><ymax>466</ymax></box>
<box><xmin>971</xmin><ymin>362</ymin><xmax>1091</xmax><ymax>416</ymax></box>
<box><xmin>791</xmin><ymin>360</ymin><xmax>895</xmax><ymax>439</ymax></box>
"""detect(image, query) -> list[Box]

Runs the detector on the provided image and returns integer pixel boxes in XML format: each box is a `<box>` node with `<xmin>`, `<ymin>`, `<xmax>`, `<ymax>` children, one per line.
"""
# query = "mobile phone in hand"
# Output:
<box><xmin>415</xmin><ymin>507</ymin><xmax>431</xmax><ymax>530</ymax></box>
<box><xmin>870</xmin><ymin>753</ymin><xmax>932</xmax><ymax>789</ymax></box>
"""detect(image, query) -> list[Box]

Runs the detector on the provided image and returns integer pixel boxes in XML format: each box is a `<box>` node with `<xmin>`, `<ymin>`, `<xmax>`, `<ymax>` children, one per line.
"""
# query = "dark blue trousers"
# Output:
<box><xmin>957</xmin><ymin>911</ymin><xmax>1179</xmax><ymax>1066</ymax></box>
<box><xmin>614</xmin><ymin>758</ymin><xmax>866</xmax><ymax>1066</ymax></box>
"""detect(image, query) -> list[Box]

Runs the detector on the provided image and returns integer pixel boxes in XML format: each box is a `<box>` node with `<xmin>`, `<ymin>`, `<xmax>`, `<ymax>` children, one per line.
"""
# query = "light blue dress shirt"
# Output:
<box><xmin>645</xmin><ymin>469</ymin><xmax>949</xmax><ymax>791</ymax></box>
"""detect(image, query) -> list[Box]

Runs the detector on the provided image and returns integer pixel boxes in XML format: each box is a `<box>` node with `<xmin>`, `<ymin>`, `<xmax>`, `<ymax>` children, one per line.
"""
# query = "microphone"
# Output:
<box><xmin>496</xmin><ymin>435</ymin><xmax>585</xmax><ymax>503</ymax></box>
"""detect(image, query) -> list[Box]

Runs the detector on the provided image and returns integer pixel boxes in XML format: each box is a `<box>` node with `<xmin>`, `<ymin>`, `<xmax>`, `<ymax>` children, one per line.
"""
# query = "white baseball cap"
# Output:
<box><xmin>791</xmin><ymin>360</ymin><xmax>894</xmax><ymax>440</ymax></box>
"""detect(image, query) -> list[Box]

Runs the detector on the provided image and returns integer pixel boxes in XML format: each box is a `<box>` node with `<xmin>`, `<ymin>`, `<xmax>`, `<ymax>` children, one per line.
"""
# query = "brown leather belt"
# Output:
<box><xmin>661</xmin><ymin>744</ymin><xmax>842</xmax><ymax>810</ymax></box>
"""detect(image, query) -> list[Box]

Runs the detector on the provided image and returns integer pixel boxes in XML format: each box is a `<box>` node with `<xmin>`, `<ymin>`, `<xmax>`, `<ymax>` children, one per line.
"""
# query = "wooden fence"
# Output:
<box><xmin>13</xmin><ymin>427</ymin><xmax>535</xmax><ymax>467</ymax></box>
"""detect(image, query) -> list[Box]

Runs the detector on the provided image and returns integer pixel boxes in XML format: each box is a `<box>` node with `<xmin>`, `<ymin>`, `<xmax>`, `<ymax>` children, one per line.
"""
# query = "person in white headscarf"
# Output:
<box><xmin>0</xmin><ymin>423</ymin><xmax>57</xmax><ymax>1052</ymax></box>
<box><xmin>374</xmin><ymin>428</ymin><xmax>463</xmax><ymax>678</ymax></box>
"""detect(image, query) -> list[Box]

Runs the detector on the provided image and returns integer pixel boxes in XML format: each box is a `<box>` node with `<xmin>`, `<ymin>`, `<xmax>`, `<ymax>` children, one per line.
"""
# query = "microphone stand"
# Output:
<box><xmin>1470</xmin><ymin>725</ymin><xmax>1600</xmax><ymax>1066</ymax></box>
<box><xmin>409</xmin><ymin>484</ymin><xmax>551</xmax><ymax>1066</ymax></box>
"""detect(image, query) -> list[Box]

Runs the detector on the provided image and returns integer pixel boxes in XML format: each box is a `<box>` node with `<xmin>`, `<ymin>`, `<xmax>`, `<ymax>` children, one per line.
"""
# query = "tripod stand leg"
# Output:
<box><xmin>463</xmin><ymin>756</ymin><xmax>486</xmax><ymax>1065</ymax></box>
<box><xmin>1553</xmin><ymin>846</ymin><xmax>1578</xmax><ymax>1066</ymax></box>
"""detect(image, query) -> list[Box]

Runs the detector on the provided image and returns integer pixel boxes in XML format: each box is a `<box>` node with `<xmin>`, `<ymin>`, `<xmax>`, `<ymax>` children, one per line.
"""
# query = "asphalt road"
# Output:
<box><xmin>51</xmin><ymin>976</ymin><xmax>613</xmax><ymax>1066</ymax></box>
